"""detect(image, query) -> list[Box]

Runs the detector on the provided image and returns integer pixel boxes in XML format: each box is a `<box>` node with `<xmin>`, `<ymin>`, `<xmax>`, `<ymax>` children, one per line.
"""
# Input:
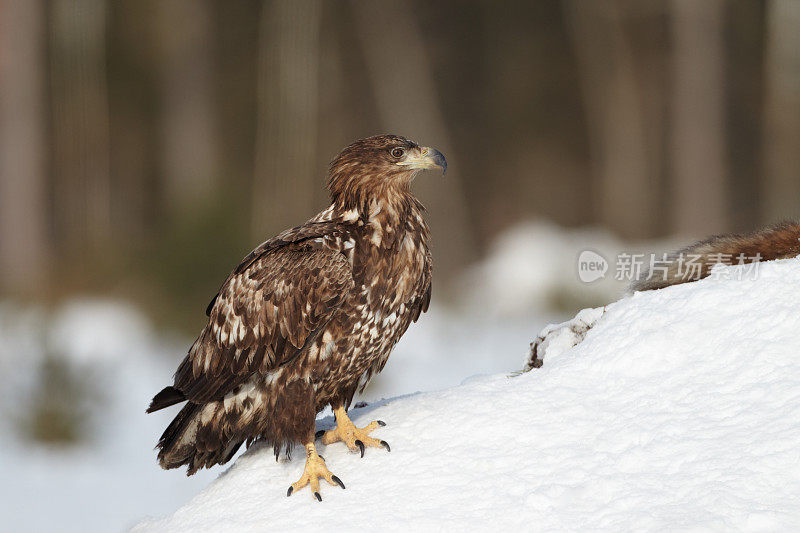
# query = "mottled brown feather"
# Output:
<box><xmin>149</xmin><ymin>135</ymin><xmax>436</xmax><ymax>473</ymax></box>
<box><xmin>172</xmin><ymin>237</ymin><xmax>354</xmax><ymax>405</ymax></box>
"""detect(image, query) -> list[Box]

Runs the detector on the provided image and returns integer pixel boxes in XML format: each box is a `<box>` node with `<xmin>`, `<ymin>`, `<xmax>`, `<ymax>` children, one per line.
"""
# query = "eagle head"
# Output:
<box><xmin>327</xmin><ymin>134</ymin><xmax>446</xmax><ymax>210</ymax></box>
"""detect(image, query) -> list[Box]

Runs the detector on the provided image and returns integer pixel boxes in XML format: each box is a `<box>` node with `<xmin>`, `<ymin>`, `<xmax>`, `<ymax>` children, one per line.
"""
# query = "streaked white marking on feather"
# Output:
<box><xmin>357</xmin><ymin>371</ymin><xmax>370</xmax><ymax>390</ymax></box>
<box><xmin>370</xmin><ymin>227</ymin><xmax>383</xmax><ymax>246</ymax></box>
<box><xmin>264</xmin><ymin>368</ymin><xmax>283</xmax><ymax>387</ymax></box>
<box><xmin>223</xmin><ymin>376</ymin><xmax>259</xmax><ymax>409</ymax></box>
<box><xmin>177</xmin><ymin>417</ymin><xmax>200</xmax><ymax>448</ymax></box>
<box><xmin>341</xmin><ymin>208</ymin><xmax>359</xmax><ymax>222</ymax></box>
<box><xmin>310</xmin><ymin>204</ymin><xmax>334</xmax><ymax>222</ymax></box>
<box><xmin>402</xmin><ymin>233</ymin><xmax>417</xmax><ymax>258</ymax></box>
<box><xmin>200</xmin><ymin>403</ymin><xmax>216</xmax><ymax>424</ymax></box>
<box><xmin>383</xmin><ymin>312</ymin><xmax>397</xmax><ymax>326</ymax></box>
<box><xmin>320</xmin><ymin>340</ymin><xmax>335</xmax><ymax>361</ymax></box>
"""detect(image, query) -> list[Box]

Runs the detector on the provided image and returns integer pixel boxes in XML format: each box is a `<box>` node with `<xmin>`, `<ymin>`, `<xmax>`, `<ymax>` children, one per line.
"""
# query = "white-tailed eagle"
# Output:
<box><xmin>147</xmin><ymin>134</ymin><xmax>445</xmax><ymax>500</ymax></box>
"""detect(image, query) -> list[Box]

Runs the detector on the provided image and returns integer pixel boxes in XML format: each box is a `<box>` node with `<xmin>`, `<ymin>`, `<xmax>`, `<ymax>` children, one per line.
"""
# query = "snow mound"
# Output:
<box><xmin>135</xmin><ymin>258</ymin><xmax>800</xmax><ymax>532</ymax></box>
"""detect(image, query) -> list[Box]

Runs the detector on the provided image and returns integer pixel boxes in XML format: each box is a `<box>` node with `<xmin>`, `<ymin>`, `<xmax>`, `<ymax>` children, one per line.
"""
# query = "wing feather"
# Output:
<box><xmin>173</xmin><ymin>230</ymin><xmax>354</xmax><ymax>404</ymax></box>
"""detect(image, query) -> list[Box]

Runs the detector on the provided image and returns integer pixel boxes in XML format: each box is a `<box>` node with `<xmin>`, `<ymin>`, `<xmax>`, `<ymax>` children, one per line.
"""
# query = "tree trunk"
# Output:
<box><xmin>761</xmin><ymin>0</ymin><xmax>800</xmax><ymax>222</ymax></box>
<box><xmin>107</xmin><ymin>0</ymin><xmax>164</xmax><ymax>242</ymax></box>
<box><xmin>563</xmin><ymin>0</ymin><xmax>654</xmax><ymax>239</ymax></box>
<box><xmin>157</xmin><ymin>0</ymin><xmax>219</xmax><ymax>214</ymax></box>
<box><xmin>49</xmin><ymin>0</ymin><xmax>111</xmax><ymax>250</ymax></box>
<box><xmin>252</xmin><ymin>0</ymin><xmax>323</xmax><ymax>236</ymax></box>
<box><xmin>0</xmin><ymin>0</ymin><xmax>49</xmax><ymax>293</ymax></box>
<box><xmin>669</xmin><ymin>0</ymin><xmax>728</xmax><ymax>236</ymax></box>
<box><xmin>348</xmin><ymin>0</ymin><xmax>476</xmax><ymax>277</ymax></box>
<box><xmin>725</xmin><ymin>0</ymin><xmax>766</xmax><ymax>232</ymax></box>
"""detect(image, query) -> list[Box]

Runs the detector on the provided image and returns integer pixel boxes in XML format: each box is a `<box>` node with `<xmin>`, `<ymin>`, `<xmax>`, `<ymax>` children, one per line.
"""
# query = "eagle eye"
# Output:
<box><xmin>390</xmin><ymin>147</ymin><xmax>405</xmax><ymax>159</ymax></box>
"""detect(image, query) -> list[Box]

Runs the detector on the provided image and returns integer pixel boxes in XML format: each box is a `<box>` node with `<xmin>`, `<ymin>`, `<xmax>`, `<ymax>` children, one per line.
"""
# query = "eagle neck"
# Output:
<box><xmin>332</xmin><ymin>180</ymin><xmax>424</xmax><ymax>226</ymax></box>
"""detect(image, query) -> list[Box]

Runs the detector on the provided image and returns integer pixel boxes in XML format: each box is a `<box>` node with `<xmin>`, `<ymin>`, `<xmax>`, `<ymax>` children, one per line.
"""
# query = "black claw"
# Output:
<box><xmin>331</xmin><ymin>475</ymin><xmax>346</xmax><ymax>489</ymax></box>
<box><xmin>287</xmin><ymin>487</ymin><xmax>293</xmax><ymax>497</ymax></box>
<box><xmin>314</xmin><ymin>491</ymin><xmax>322</xmax><ymax>502</ymax></box>
<box><xmin>380</xmin><ymin>440</ymin><xmax>391</xmax><ymax>452</ymax></box>
<box><xmin>315</xmin><ymin>429</ymin><xmax>325</xmax><ymax>440</ymax></box>
<box><xmin>318</xmin><ymin>455</ymin><xmax>325</xmax><ymax>461</ymax></box>
<box><xmin>355</xmin><ymin>440</ymin><xmax>365</xmax><ymax>458</ymax></box>
<box><xmin>377</xmin><ymin>420</ymin><xmax>386</xmax><ymax>427</ymax></box>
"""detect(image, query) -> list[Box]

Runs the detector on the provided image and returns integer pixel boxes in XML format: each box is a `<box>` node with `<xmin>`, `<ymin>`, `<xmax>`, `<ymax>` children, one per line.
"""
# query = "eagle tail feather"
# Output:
<box><xmin>147</xmin><ymin>386</ymin><xmax>186</xmax><ymax>413</ymax></box>
<box><xmin>156</xmin><ymin>401</ymin><xmax>245</xmax><ymax>475</ymax></box>
<box><xmin>156</xmin><ymin>402</ymin><xmax>198</xmax><ymax>468</ymax></box>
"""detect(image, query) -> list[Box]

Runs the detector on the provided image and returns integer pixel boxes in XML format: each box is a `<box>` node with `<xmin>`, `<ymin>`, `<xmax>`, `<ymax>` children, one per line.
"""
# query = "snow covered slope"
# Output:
<box><xmin>135</xmin><ymin>258</ymin><xmax>800</xmax><ymax>532</ymax></box>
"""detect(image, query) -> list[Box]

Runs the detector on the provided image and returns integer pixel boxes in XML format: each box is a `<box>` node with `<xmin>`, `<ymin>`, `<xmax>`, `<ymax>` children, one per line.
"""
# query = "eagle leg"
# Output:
<box><xmin>286</xmin><ymin>443</ymin><xmax>345</xmax><ymax>501</ymax></box>
<box><xmin>317</xmin><ymin>406</ymin><xmax>390</xmax><ymax>457</ymax></box>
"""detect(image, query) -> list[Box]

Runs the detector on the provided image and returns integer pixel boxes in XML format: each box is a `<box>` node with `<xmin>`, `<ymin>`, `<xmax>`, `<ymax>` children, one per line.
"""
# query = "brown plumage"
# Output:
<box><xmin>631</xmin><ymin>221</ymin><xmax>800</xmax><ymax>291</ymax></box>
<box><xmin>147</xmin><ymin>135</ymin><xmax>445</xmax><ymax>497</ymax></box>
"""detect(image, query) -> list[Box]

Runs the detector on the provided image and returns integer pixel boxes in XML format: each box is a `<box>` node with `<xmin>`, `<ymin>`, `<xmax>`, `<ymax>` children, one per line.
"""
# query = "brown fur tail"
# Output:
<box><xmin>631</xmin><ymin>221</ymin><xmax>800</xmax><ymax>292</ymax></box>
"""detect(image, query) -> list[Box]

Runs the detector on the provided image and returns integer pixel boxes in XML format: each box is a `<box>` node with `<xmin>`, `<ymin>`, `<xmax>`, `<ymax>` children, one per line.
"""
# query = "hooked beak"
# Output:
<box><xmin>400</xmin><ymin>146</ymin><xmax>447</xmax><ymax>175</ymax></box>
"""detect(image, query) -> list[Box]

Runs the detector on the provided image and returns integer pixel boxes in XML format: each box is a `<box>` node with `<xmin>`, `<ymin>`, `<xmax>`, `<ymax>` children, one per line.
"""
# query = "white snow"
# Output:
<box><xmin>136</xmin><ymin>257</ymin><xmax>800</xmax><ymax>532</ymax></box>
<box><xmin>0</xmin><ymin>300</ymin><xmax>543</xmax><ymax>533</ymax></box>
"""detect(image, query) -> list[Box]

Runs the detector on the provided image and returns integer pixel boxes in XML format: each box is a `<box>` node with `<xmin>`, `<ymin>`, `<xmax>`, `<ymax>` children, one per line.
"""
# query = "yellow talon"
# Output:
<box><xmin>287</xmin><ymin>443</ymin><xmax>345</xmax><ymax>501</ymax></box>
<box><xmin>318</xmin><ymin>407</ymin><xmax>390</xmax><ymax>456</ymax></box>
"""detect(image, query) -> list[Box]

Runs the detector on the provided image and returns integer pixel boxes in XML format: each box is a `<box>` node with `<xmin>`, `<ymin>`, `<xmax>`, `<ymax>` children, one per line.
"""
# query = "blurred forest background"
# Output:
<box><xmin>2</xmin><ymin>0</ymin><xmax>799</xmax><ymax>331</ymax></box>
